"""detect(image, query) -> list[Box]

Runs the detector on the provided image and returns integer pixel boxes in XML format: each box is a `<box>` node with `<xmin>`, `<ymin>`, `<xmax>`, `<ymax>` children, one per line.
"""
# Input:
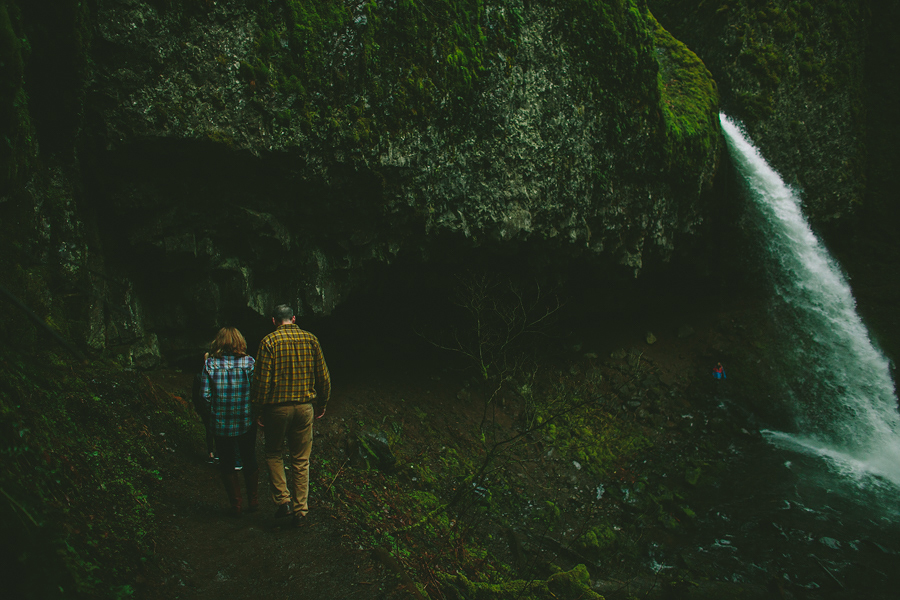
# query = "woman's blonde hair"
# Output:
<box><xmin>210</xmin><ymin>326</ymin><xmax>247</xmax><ymax>357</ymax></box>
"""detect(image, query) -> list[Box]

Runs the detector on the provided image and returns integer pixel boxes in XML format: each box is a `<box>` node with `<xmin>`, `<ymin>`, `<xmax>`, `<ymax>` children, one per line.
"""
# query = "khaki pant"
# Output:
<box><xmin>262</xmin><ymin>402</ymin><xmax>314</xmax><ymax>516</ymax></box>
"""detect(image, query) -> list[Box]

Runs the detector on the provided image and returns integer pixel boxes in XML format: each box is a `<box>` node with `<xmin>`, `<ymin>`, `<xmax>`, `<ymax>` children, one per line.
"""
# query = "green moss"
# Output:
<box><xmin>238</xmin><ymin>0</ymin><xmax>521</xmax><ymax>142</ymax></box>
<box><xmin>206</xmin><ymin>129</ymin><xmax>235</xmax><ymax>148</ymax></box>
<box><xmin>0</xmin><ymin>350</ymin><xmax>201</xmax><ymax>597</ymax></box>
<box><xmin>533</xmin><ymin>500</ymin><xmax>561</xmax><ymax>528</ymax></box>
<box><xmin>572</xmin><ymin>524</ymin><xmax>617</xmax><ymax>558</ymax></box>
<box><xmin>536</xmin><ymin>397</ymin><xmax>650</xmax><ymax>479</ymax></box>
<box><xmin>650</xmin><ymin>11</ymin><xmax>719</xmax><ymax>185</ymax></box>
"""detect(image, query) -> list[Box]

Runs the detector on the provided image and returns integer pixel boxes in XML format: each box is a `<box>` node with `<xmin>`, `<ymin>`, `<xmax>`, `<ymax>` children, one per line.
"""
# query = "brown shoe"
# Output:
<box><xmin>291</xmin><ymin>513</ymin><xmax>306</xmax><ymax>528</ymax></box>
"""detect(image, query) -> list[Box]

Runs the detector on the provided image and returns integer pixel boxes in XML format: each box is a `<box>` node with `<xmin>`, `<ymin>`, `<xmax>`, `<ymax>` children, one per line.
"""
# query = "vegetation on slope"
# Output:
<box><xmin>0</xmin><ymin>349</ymin><xmax>201</xmax><ymax>599</ymax></box>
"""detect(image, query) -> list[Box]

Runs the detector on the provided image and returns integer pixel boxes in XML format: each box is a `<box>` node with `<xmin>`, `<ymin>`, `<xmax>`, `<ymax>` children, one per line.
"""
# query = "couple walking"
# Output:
<box><xmin>200</xmin><ymin>304</ymin><xmax>330</xmax><ymax>527</ymax></box>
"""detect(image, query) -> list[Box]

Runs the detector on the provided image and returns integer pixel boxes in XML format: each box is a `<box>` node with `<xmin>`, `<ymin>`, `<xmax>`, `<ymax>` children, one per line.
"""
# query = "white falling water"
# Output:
<box><xmin>719</xmin><ymin>113</ymin><xmax>900</xmax><ymax>488</ymax></box>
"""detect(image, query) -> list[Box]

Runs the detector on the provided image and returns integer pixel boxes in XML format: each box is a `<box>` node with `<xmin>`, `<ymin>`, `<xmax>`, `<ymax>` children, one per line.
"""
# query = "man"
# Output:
<box><xmin>250</xmin><ymin>304</ymin><xmax>330</xmax><ymax>526</ymax></box>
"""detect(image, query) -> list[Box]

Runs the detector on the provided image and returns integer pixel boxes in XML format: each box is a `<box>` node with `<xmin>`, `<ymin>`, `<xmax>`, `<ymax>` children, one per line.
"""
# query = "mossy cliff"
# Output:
<box><xmin>0</xmin><ymin>349</ymin><xmax>201</xmax><ymax>598</ymax></box>
<box><xmin>2</xmin><ymin>0</ymin><xmax>721</xmax><ymax>360</ymax></box>
<box><xmin>649</xmin><ymin>0</ymin><xmax>870</xmax><ymax>227</ymax></box>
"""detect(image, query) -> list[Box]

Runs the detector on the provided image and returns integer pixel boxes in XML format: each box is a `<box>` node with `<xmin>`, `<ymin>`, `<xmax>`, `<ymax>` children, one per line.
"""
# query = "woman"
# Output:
<box><xmin>200</xmin><ymin>326</ymin><xmax>259</xmax><ymax>517</ymax></box>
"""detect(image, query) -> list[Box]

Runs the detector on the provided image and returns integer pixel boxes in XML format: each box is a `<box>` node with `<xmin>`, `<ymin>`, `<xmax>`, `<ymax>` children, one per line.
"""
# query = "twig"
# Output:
<box><xmin>812</xmin><ymin>555</ymin><xmax>844</xmax><ymax>589</ymax></box>
<box><xmin>324</xmin><ymin>459</ymin><xmax>349</xmax><ymax>494</ymax></box>
<box><xmin>421</xmin><ymin>558</ymin><xmax>444</xmax><ymax>599</ymax></box>
<box><xmin>1</xmin><ymin>487</ymin><xmax>39</xmax><ymax>527</ymax></box>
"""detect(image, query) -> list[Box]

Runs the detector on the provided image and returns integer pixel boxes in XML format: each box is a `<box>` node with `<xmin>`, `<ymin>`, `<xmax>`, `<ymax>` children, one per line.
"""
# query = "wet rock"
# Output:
<box><xmin>132</xmin><ymin>333</ymin><xmax>162</xmax><ymax>369</ymax></box>
<box><xmin>64</xmin><ymin>0</ymin><xmax>722</xmax><ymax>348</ymax></box>
<box><xmin>347</xmin><ymin>430</ymin><xmax>397</xmax><ymax>473</ymax></box>
<box><xmin>819</xmin><ymin>536</ymin><xmax>841</xmax><ymax>550</ymax></box>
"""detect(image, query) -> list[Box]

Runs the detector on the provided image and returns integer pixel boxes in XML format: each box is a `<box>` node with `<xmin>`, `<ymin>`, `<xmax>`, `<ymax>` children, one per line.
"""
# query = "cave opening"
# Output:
<box><xmin>164</xmin><ymin>245</ymin><xmax>756</xmax><ymax>396</ymax></box>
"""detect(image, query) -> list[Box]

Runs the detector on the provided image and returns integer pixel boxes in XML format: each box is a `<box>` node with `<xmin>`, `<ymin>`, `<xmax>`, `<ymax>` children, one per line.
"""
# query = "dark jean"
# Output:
<box><xmin>215</xmin><ymin>424</ymin><xmax>258</xmax><ymax>476</ymax></box>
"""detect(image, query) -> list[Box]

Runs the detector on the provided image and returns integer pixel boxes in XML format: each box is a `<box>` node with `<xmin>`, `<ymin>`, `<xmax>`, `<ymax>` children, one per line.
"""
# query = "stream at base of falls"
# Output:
<box><xmin>654</xmin><ymin>391</ymin><xmax>900</xmax><ymax>597</ymax></box>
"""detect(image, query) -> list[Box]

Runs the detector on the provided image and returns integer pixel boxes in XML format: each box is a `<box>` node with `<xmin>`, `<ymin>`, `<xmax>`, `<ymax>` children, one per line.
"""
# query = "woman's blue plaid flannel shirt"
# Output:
<box><xmin>200</xmin><ymin>354</ymin><xmax>255</xmax><ymax>437</ymax></box>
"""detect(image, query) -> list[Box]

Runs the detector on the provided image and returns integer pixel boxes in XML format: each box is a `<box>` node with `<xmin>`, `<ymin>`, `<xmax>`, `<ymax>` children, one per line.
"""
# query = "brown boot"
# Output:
<box><xmin>244</xmin><ymin>468</ymin><xmax>260</xmax><ymax>513</ymax></box>
<box><xmin>220</xmin><ymin>471</ymin><xmax>242</xmax><ymax>518</ymax></box>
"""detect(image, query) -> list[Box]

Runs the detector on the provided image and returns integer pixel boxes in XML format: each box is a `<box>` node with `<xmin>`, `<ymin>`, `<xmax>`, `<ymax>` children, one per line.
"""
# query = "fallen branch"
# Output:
<box><xmin>323</xmin><ymin>459</ymin><xmax>349</xmax><ymax>494</ymax></box>
<box><xmin>1</xmin><ymin>487</ymin><xmax>40</xmax><ymax>527</ymax></box>
<box><xmin>812</xmin><ymin>555</ymin><xmax>844</xmax><ymax>589</ymax></box>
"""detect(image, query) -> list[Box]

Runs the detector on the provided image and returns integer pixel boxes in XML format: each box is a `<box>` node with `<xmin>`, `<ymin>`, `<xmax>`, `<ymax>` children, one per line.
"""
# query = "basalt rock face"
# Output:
<box><xmin>648</xmin><ymin>0</ymin><xmax>870</xmax><ymax>229</ymax></box>
<box><xmin>3</xmin><ymin>0</ymin><xmax>722</xmax><ymax>362</ymax></box>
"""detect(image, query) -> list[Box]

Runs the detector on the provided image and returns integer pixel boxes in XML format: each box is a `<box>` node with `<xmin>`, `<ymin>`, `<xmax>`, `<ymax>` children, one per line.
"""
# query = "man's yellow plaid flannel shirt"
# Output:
<box><xmin>250</xmin><ymin>324</ymin><xmax>331</xmax><ymax>407</ymax></box>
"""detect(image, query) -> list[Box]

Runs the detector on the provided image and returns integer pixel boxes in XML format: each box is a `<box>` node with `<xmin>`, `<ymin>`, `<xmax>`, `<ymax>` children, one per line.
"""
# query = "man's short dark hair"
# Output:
<box><xmin>272</xmin><ymin>304</ymin><xmax>294</xmax><ymax>323</ymax></box>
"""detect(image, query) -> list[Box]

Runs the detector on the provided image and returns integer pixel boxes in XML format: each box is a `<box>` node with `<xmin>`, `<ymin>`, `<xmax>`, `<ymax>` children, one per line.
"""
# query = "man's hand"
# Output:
<box><xmin>315</xmin><ymin>405</ymin><xmax>326</xmax><ymax>419</ymax></box>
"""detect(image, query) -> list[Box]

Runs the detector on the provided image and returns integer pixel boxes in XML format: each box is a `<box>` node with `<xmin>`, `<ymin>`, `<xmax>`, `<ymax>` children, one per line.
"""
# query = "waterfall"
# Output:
<box><xmin>719</xmin><ymin>113</ymin><xmax>900</xmax><ymax>488</ymax></box>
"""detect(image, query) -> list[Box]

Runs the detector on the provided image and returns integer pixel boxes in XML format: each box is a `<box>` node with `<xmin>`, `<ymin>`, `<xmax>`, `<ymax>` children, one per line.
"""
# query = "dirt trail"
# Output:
<box><xmin>137</xmin><ymin>372</ymin><xmax>402</xmax><ymax>600</ymax></box>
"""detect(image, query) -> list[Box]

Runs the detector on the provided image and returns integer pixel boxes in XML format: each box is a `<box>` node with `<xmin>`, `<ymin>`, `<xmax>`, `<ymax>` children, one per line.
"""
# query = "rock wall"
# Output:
<box><xmin>3</xmin><ymin>0</ymin><xmax>722</xmax><ymax>362</ymax></box>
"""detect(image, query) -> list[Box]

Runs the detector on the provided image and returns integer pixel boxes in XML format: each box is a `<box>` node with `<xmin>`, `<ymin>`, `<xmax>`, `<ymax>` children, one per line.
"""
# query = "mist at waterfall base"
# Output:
<box><xmin>655</xmin><ymin>116</ymin><xmax>900</xmax><ymax>594</ymax></box>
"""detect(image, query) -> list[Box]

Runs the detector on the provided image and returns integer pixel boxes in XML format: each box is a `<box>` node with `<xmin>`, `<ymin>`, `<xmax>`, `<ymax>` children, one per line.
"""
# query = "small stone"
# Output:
<box><xmin>820</xmin><ymin>537</ymin><xmax>841</xmax><ymax>550</ymax></box>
